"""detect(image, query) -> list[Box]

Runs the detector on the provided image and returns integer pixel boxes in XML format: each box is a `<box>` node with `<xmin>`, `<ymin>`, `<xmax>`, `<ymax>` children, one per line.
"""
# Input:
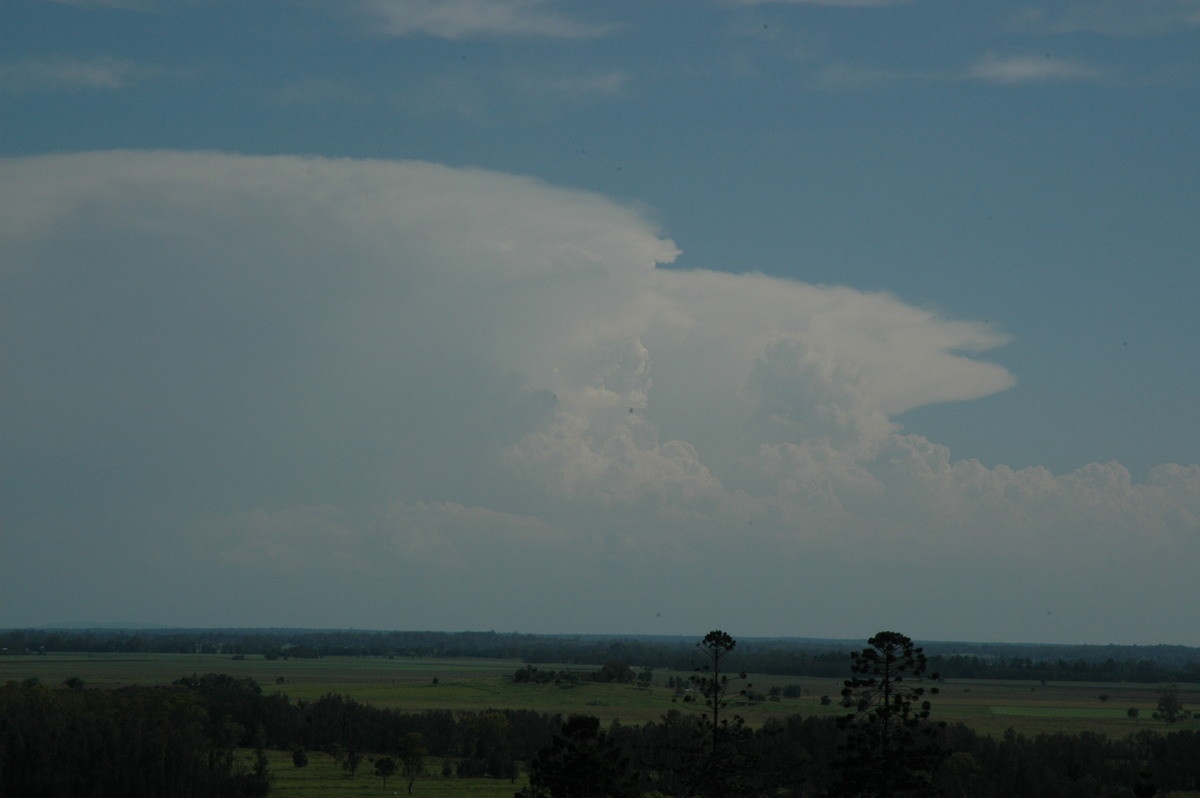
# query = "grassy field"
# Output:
<box><xmin>6</xmin><ymin>653</ymin><xmax>1200</xmax><ymax>798</ymax></box>
<box><xmin>3</xmin><ymin>651</ymin><xmax>1199</xmax><ymax>736</ymax></box>
<box><xmin>250</xmin><ymin>750</ymin><xmax>526</xmax><ymax>798</ymax></box>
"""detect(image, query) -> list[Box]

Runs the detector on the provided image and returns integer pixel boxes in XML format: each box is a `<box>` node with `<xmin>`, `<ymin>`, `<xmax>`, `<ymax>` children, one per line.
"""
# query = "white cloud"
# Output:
<box><xmin>531</xmin><ymin>70</ymin><xmax>630</xmax><ymax>98</ymax></box>
<box><xmin>45</xmin><ymin>0</ymin><xmax>159</xmax><ymax>9</ymax></box>
<box><xmin>274</xmin><ymin>78</ymin><xmax>373</xmax><ymax>107</ymax></box>
<box><xmin>0</xmin><ymin>57</ymin><xmax>155</xmax><ymax>93</ymax></box>
<box><xmin>810</xmin><ymin>62</ymin><xmax>932</xmax><ymax>89</ymax></box>
<box><xmin>355</xmin><ymin>0</ymin><xmax>610</xmax><ymax>39</ymax></box>
<box><xmin>970</xmin><ymin>53</ymin><xmax>1106</xmax><ymax>83</ymax></box>
<box><xmin>1013</xmin><ymin>1</ymin><xmax>1200</xmax><ymax>37</ymax></box>
<box><xmin>733</xmin><ymin>0</ymin><xmax>910</xmax><ymax>6</ymax></box>
<box><xmin>1</xmin><ymin>150</ymin><xmax>1196</xmax><ymax>643</ymax></box>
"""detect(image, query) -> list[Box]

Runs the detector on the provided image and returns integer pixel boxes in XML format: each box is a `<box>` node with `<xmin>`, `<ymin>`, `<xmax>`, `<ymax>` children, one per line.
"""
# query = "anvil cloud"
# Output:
<box><xmin>2</xmin><ymin>151</ymin><xmax>1196</xmax><ymax>644</ymax></box>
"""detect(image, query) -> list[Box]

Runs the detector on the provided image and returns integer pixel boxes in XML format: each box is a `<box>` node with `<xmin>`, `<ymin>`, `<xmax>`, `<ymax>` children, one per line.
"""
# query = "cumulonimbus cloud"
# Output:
<box><xmin>1</xmin><ymin>150</ymin><xmax>1196</xmax><ymax>642</ymax></box>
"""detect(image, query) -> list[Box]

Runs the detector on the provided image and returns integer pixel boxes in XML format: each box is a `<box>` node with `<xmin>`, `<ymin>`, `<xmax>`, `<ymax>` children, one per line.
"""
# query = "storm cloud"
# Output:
<box><xmin>2</xmin><ymin>151</ymin><xmax>1196</xmax><ymax>643</ymax></box>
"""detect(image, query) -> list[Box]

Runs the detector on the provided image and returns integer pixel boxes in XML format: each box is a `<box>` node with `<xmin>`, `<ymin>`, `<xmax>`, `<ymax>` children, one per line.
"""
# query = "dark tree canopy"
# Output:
<box><xmin>836</xmin><ymin>631</ymin><xmax>946</xmax><ymax>798</ymax></box>
<box><xmin>523</xmin><ymin>715</ymin><xmax>639</xmax><ymax>798</ymax></box>
<box><xmin>1156</xmin><ymin>684</ymin><xmax>1185</xmax><ymax>724</ymax></box>
<box><xmin>373</xmin><ymin>755</ymin><xmax>396</xmax><ymax>788</ymax></box>
<box><xmin>8</xmin><ymin>663</ymin><xmax>1200</xmax><ymax>798</ymax></box>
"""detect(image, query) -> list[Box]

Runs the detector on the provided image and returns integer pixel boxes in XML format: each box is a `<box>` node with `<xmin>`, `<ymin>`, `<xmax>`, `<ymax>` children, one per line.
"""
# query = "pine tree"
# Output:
<box><xmin>835</xmin><ymin>631</ymin><xmax>946</xmax><ymax>798</ymax></box>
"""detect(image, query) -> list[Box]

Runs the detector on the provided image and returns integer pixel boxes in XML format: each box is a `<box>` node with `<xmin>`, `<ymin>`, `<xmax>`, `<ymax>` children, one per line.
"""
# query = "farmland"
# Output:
<box><xmin>6</xmin><ymin>650</ymin><xmax>1200</xmax><ymax>797</ymax></box>
<box><xmin>3</xmin><ymin>651</ymin><xmax>1196</xmax><ymax>737</ymax></box>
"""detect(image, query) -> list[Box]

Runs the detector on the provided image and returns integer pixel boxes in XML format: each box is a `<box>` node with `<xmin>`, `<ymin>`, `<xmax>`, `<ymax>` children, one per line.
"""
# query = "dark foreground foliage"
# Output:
<box><xmin>7</xmin><ymin>621</ymin><xmax>1200</xmax><ymax>798</ymax></box>
<box><xmin>0</xmin><ymin>681</ymin><xmax>270</xmax><ymax>798</ymax></box>
<box><xmin>6</xmin><ymin>674</ymin><xmax>1200</xmax><ymax>798</ymax></box>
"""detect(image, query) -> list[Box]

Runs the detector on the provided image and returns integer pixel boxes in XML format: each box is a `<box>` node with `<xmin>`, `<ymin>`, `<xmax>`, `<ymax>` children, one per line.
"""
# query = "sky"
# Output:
<box><xmin>1</xmin><ymin>0</ymin><xmax>1198</xmax><ymax>646</ymax></box>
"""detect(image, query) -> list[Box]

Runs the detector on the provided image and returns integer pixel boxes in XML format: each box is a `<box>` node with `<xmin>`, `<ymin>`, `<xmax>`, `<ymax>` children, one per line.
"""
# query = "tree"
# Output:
<box><xmin>678</xmin><ymin>631</ymin><xmax>749</xmax><ymax>753</ymax></box>
<box><xmin>343</xmin><ymin>748</ymin><xmax>363</xmax><ymax>778</ymax></box>
<box><xmin>835</xmin><ymin>631</ymin><xmax>946</xmax><ymax>798</ymax></box>
<box><xmin>1133</xmin><ymin>768</ymin><xmax>1159</xmax><ymax>798</ymax></box>
<box><xmin>675</xmin><ymin>630</ymin><xmax>755</xmax><ymax>798</ymax></box>
<box><xmin>291</xmin><ymin>748</ymin><xmax>308</xmax><ymax>768</ymax></box>
<box><xmin>522</xmin><ymin>715</ymin><xmax>638</xmax><ymax>798</ymax></box>
<box><xmin>398</xmin><ymin>732</ymin><xmax>427</xmax><ymax>795</ymax></box>
<box><xmin>374</xmin><ymin>756</ymin><xmax>397</xmax><ymax>789</ymax></box>
<box><xmin>597</xmin><ymin>661</ymin><xmax>635</xmax><ymax>683</ymax></box>
<box><xmin>250</xmin><ymin>746</ymin><xmax>271</xmax><ymax>796</ymax></box>
<box><xmin>1155</xmin><ymin>684</ymin><xmax>1184</xmax><ymax>724</ymax></box>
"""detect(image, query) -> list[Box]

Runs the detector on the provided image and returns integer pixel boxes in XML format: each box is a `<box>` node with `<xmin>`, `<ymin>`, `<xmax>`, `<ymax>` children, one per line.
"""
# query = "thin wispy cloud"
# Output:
<box><xmin>45</xmin><ymin>0</ymin><xmax>159</xmax><ymax>9</ymax></box>
<box><xmin>390</xmin><ymin>72</ymin><xmax>490</xmax><ymax>120</ymax></box>
<box><xmin>733</xmin><ymin>0</ymin><xmax>910</xmax><ymax>6</ymax></box>
<box><xmin>970</xmin><ymin>53</ymin><xmax>1106</xmax><ymax>83</ymax></box>
<box><xmin>356</xmin><ymin>0</ymin><xmax>611</xmax><ymax>39</ymax></box>
<box><xmin>810</xmin><ymin>61</ymin><xmax>930</xmax><ymax>89</ymax></box>
<box><xmin>515</xmin><ymin>70</ymin><xmax>630</xmax><ymax>99</ymax></box>
<box><xmin>1012</xmin><ymin>0</ymin><xmax>1200</xmax><ymax>37</ymax></box>
<box><xmin>0</xmin><ymin>57</ymin><xmax>154</xmax><ymax>93</ymax></box>
<box><xmin>274</xmin><ymin>78</ymin><xmax>372</xmax><ymax>107</ymax></box>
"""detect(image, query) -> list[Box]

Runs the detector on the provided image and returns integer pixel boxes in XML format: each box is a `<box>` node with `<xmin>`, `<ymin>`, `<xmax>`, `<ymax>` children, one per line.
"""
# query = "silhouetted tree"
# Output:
<box><xmin>343</xmin><ymin>748</ymin><xmax>363</xmax><ymax>778</ymax></box>
<box><xmin>522</xmin><ymin>715</ymin><xmax>638</xmax><ymax>798</ymax></box>
<box><xmin>1133</xmin><ymin>769</ymin><xmax>1159</xmax><ymax>798</ymax></box>
<box><xmin>374</xmin><ymin>756</ymin><xmax>397</xmax><ymax>788</ymax></box>
<box><xmin>835</xmin><ymin>631</ymin><xmax>946</xmax><ymax>798</ymax></box>
<box><xmin>675</xmin><ymin>629</ymin><xmax>756</xmax><ymax>797</ymax></box>
<box><xmin>398</xmin><ymin>732</ymin><xmax>426</xmax><ymax>794</ymax></box>
<box><xmin>249</xmin><ymin>746</ymin><xmax>271</xmax><ymax>796</ymax></box>
<box><xmin>1155</xmin><ymin>684</ymin><xmax>1184</xmax><ymax>724</ymax></box>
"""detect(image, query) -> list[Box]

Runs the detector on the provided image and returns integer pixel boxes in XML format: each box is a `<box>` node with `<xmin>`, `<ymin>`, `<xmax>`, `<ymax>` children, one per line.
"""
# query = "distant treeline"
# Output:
<box><xmin>4</xmin><ymin>628</ymin><xmax>1200</xmax><ymax>684</ymax></box>
<box><xmin>0</xmin><ymin>678</ymin><xmax>272</xmax><ymax>798</ymax></box>
<box><xmin>4</xmin><ymin>674</ymin><xmax>1200</xmax><ymax>798</ymax></box>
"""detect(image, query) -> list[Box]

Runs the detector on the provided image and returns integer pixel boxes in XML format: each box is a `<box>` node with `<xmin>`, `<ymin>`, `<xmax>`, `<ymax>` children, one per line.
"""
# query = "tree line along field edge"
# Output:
<box><xmin>3</xmin><ymin>651</ymin><xmax>1199</xmax><ymax>738</ymax></box>
<box><xmin>7</xmin><ymin>632</ymin><xmax>1200</xmax><ymax>798</ymax></box>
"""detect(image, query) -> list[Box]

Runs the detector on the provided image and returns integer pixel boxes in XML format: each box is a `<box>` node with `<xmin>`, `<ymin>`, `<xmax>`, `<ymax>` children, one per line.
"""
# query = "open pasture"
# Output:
<box><xmin>251</xmin><ymin>750</ymin><xmax>526</xmax><ymax>798</ymax></box>
<box><xmin>3</xmin><ymin>652</ymin><xmax>1198</xmax><ymax>736</ymax></box>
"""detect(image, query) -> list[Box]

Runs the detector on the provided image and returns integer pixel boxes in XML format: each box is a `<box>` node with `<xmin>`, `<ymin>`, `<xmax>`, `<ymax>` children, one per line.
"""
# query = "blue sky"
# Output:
<box><xmin>2</xmin><ymin>0</ymin><xmax>1198</xmax><ymax>645</ymax></box>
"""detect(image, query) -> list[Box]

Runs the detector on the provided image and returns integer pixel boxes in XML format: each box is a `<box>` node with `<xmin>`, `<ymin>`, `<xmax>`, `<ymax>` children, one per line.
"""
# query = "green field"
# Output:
<box><xmin>6</xmin><ymin>652</ymin><xmax>1200</xmax><ymax>798</ymax></box>
<box><xmin>4</xmin><ymin>651</ymin><xmax>1198</xmax><ymax>736</ymax></box>
<box><xmin>249</xmin><ymin>750</ymin><xmax>526</xmax><ymax>798</ymax></box>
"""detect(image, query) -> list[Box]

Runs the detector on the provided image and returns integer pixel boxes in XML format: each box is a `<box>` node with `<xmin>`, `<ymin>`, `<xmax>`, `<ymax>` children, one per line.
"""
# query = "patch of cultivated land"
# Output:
<box><xmin>249</xmin><ymin>750</ymin><xmax>527</xmax><ymax>798</ymax></box>
<box><xmin>3</xmin><ymin>653</ymin><xmax>1198</xmax><ymax>736</ymax></box>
